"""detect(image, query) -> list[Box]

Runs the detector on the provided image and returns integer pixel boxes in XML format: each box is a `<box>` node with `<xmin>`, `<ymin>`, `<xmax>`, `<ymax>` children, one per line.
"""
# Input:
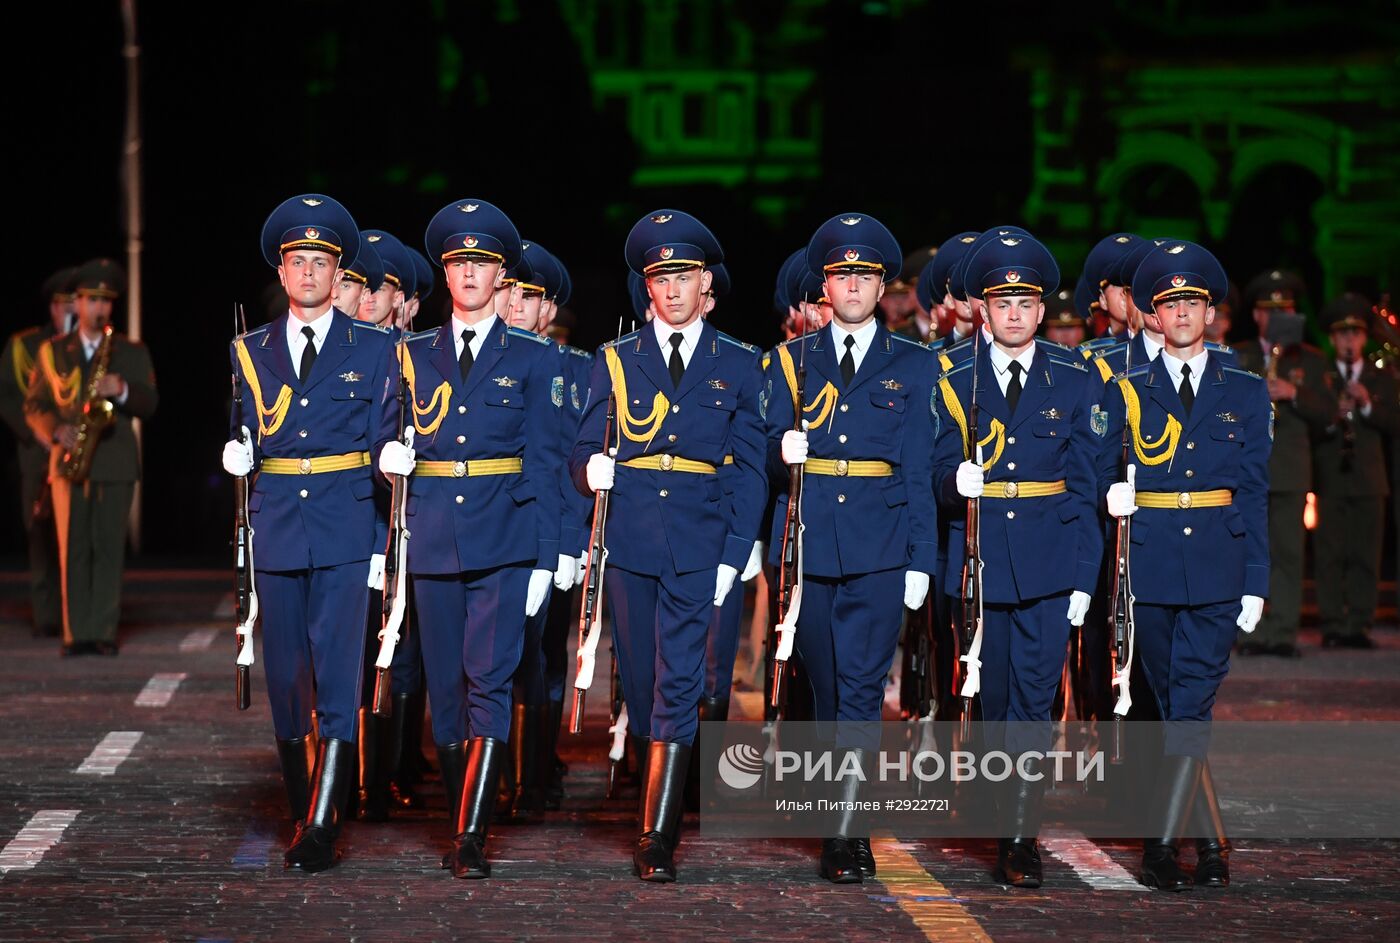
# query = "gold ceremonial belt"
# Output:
<box><xmin>804</xmin><ymin>459</ymin><xmax>894</xmax><ymax>478</ymax></box>
<box><xmin>620</xmin><ymin>454</ymin><xmax>733</xmax><ymax>475</ymax></box>
<box><xmin>1136</xmin><ymin>489</ymin><xmax>1233</xmax><ymax>509</ymax></box>
<box><xmin>260</xmin><ymin>451</ymin><xmax>370</xmax><ymax>475</ymax></box>
<box><xmin>982</xmin><ymin>479</ymin><xmax>1066</xmax><ymax>499</ymax></box>
<box><xmin>415</xmin><ymin>458</ymin><xmax>524</xmax><ymax>478</ymax></box>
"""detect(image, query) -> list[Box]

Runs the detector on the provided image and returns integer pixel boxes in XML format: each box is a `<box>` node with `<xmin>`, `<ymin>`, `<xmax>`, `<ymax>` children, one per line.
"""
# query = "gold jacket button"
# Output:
<box><xmin>840</xmin><ymin>403</ymin><xmax>849</xmax><ymax>413</ymax></box>
<box><xmin>1185</xmin><ymin>469</ymin><xmax>1194</xmax><ymax>478</ymax></box>
<box><xmin>1178</xmin><ymin>493</ymin><xmax>1193</xmax><ymax>509</ymax></box>
<box><xmin>453</xmin><ymin>461</ymin><xmax>466</xmax><ymax>478</ymax></box>
<box><xmin>457</xmin><ymin>435</ymin><xmax>466</xmax><ymax>444</ymax></box>
<box><xmin>660</xmin><ymin>454</ymin><xmax>674</xmax><ymax>471</ymax></box>
<box><xmin>298</xmin><ymin>430</ymin><xmax>308</xmax><ymax>438</ymax></box>
<box><xmin>837</xmin><ymin>494</ymin><xmax>846</xmax><ymax>503</ymax></box>
<box><xmin>835</xmin><ymin>459</ymin><xmax>849</xmax><ymax>477</ymax></box>
<box><xmin>668</xmin><ymin>434</ymin><xmax>677</xmax><ymax>443</ymax></box>
<box><xmin>1007</xmin><ymin>462</ymin><xmax>1016</xmax><ymax>471</ymax></box>
<box><xmin>838</xmin><ymin>434</ymin><xmax>848</xmax><ymax>443</ymax></box>
<box><xmin>298</xmin><ymin>458</ymin><xmax>312</xmax><ymax>474</ymax></box>
<box><xmin>300</xmin><ymin>397</ymin><xmax>309</xmax><ymax>407</ymax></box>
<box><xmin>659</xmin><ymin>489</ymin><xmax>669</xmax><ymax>498</ymax></box>
<box><xmin>1183</xmin><ymin>526</ymin><xmax>1193</xmax><ymax>536</ymax></box>
<box><xmin>1006</xmin><ymin>510</ymin><xmax>1015</xmax><ymax>519</ymax></box>
<box><xmin>458</xmin><ymin>405</ymin><xmax>467</xmax><ymax>414</ymax></box>
<box><xmin>1007</xmin><ymin>436</ymin><xmax>1016</xmax><ymax>445</ymax></box>
<box><xmin>1004</xmin><ymin>481</ymin><xmax>1019</xmax><ymax>498</ymax></box>
<box><xmin>299</xmin><ymin>489</ymin><xmax>308</xmax><ymax>498</ymax></box>
<box><xmin>456</xmin><ymin>495</ymin><xmax>464</xmax><ymax>504</ymax></box>
<box><xmin>671</xmin><ymin>405</ymin><xmax>680</xmax><ymax>414</ymax></box>
<box><xmin>1186</xmin><ymin>441</ymin><xmax>1196</xmax><ymax>450</ymax></box>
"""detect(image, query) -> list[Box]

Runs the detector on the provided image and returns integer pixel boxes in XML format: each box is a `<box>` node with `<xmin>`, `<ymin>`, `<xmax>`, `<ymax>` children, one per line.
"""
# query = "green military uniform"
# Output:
<box><xmin>24</xmin><ymin>261</ymin><xmax>157</xmax><ymax>651</ymax></box>
<box><xmin>1</xmin><ymin>320</ymin><xmax>64</xmax><ymax>635</ymax></box>
<box><xmin>1233</xmin><ymin>339</ymin><xmax>1336</xmax><ymax>650</ymax></box>
<box><xmin>1312</xmin><ymin>297</ymin><xmax>1399</xmax><ymax>646</ymax></box>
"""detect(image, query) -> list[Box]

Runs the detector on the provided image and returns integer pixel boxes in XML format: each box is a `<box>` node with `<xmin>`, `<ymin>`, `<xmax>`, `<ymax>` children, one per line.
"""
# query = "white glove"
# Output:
<box><xmin>367</xmin><ymin>553</ymin><xmax>386</xmax><ymax>591</ymax></box>
<box><xmin>955</xmin><ymin>460</ymin><xmax>984</xmax><ymax>498</ymax></box>
<box><xmin>586</xmin><ymin>453</ymin><xmax>615</xmax><ymax>492</ymax></box>
<box><xmin>575</xmin><ymin>551</ymin><xmax>588</xmax><ymax>584</ymax></box>
<box><xmin>1066</xmin><ymin>590</ymin><xmax>1091</xmax><ymax>626</ymax></box>
<box><xmin>741</xmin><ymin>541</ymin><xmax>765</xmax><ymax>582</ymax></box>
<box><xmin>379</xmin><ymin>439</ymin><xmax>416</xmax><ymax>477</ymax></box>
<box><xmin>1236</xmin><ymin>595</ymin><xmax>1264</xmax><ymax>634</ymax></box>
<box><xmin>714</xmin><ymin>563</ymin><xmax>739</xmax><ymax>607</ymax></box>
<box><xmin>904</xmin><ymin>571</ymin><xmax>930</xmax><ymax>610</ymax></box>
<box><xmin>1107</xmin><ymin>463</ymin><xmax>1137</xmax><ymax>518</ymax></box>
<box><xmin>525</xmin><ymin>568</ymin><xmax>552</xmax><ymax>617</ymax></box>
<box><xmin>554</xmin><ymin>553</ymin><xmax>577</xmax><ymax>591</ymax></box>
<box><xmin>222</xmin><ymin>426</ymin><xmax>254</xmax><ymax>477</ymax></box>
<box><xmin>781</xmin><ymin>429</ymin><xmax>808</xmax><ymax>465</ymax></box>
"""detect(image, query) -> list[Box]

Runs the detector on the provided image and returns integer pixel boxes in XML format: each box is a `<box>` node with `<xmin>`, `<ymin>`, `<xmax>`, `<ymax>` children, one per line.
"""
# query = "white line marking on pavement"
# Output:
<box><xmin>180</xmin><ymin>627</ymin><xmax>219</xmax><ymax>652</ymax></box>
<box><xmin>75</xmin><ymin>731</ymin><xmax>144</xmax><ymax>775</ymax></box>
<box><xmin>1041</xmin><ymin>830</ymin><xmax>1146</xmax><ymax>891</ymax></box>
<box><xmin>134</xmin><ymin>673</ymin><xmax>187</xmax><ymax>707</ymax></box>
<box><xmin>0</xmin><ymin>810</ymin><xmax>80</xmax><ymax>876</ymax></box>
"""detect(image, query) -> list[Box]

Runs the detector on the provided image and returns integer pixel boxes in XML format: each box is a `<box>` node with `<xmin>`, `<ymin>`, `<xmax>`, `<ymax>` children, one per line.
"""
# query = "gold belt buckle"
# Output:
<box><xmin>659</xmin><ymin>454</ymin><xmax>674</xmax><ymax>472</ymax></box>
<box><xmin>835</xmin><ymin>459</ymin><xmax>849</xmax><ymax>477</ymax></box>
<box><xmin>1004</xmin><ymin>481</ymin><xmax>1019</xmax><ymax>498</ymax></box>
<box><xmin>453</xmin><ymin>461</ymin><xmax>466</xmax><ymax>478</ymax></box>
<box><xmin>298</xmin><ymin>458</ymin><xmax>312</xmax><ymax>475</ymax></box>
<box><xmin>1177</xmin><ymin>492</ymin><xmax>1192</xmax><ymax>509</ymax></box>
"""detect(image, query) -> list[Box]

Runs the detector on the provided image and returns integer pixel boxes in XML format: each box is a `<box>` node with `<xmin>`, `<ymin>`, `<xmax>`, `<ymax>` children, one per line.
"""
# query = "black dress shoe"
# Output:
<box><xmin>1194</xmin><ymin>841</ymin><xmax>1230</xmax><ymax>887</ymax></box>
<box><xmin>1142</xmin><ymin>842</ymin><xmax>1193</xmax><ymax>891</ymax></box>
<box><xmin>852</xmin><ymin>837</ymin><xmax>877</xmax><ymax>879</ymax></box>
<box><xmin>92</xmin><ymin>641</ymin><xmax>119</xmax><ymax>656</ymax></box>
<box><xmin>994</xmin><ymin>838</ymin><xmax>1043</xmax><ymax>888</ymax></box>
<box><xmin>819</xmin><ymin>838</ymin><xmax>863</xmax><ymax>884</ymax></box>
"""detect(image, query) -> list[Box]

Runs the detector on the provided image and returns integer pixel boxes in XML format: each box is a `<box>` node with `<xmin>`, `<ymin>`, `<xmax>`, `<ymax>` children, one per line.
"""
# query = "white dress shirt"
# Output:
<box><xmin>987</xmin><ymin>342</ymin><xmax>1037</xmax><ymax>396</ymax></box>
<box><xmin>287</xmin><ymin>308</ymin><xmax>334</xmax><ymax>367</ymax></box>
<box><xmin>830</xmin><ymin>318</ymin><xmax>879</xmax><ymax>375</ymax></box>
<box><xmin>453</xmin><ymin>313</ymin><xmax>497</xmax><ymax>361</ymax></box>
<box><xmin>1161</xmin><ymin>348</ymin><xmax>1209</xmax><ymax>396</ymax></box>
<box><xmin>1142</xmin><ymin>332</ymin><xmax>1163</xmax><ymax>361</ymax></box>
<box><xmin>653</xmin><ymin>316</ymin><xmax>705</xmax><ymax>370</ymax></box>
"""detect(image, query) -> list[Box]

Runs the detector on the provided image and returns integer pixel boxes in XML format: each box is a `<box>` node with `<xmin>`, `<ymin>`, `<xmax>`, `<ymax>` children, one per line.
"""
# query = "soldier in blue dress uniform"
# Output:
<box><xmin>935</xmin><ymin>233</ymin><xmax>1104</xmax><ymax>888</ymax></box>
<box><xmin>220</xmin><ymin>194</ymin><xmax>396</xmax><ymax>872</ymax></box>
<box><xmin>373</xmin><ymin>198</ymin><xmax>566</xmax><ymax>879</ymax></box>
<box><xmin>570</xmin><ymin>209</ymin><xmax>767</xmax><ymax>882</ymax></box>
<box><xmin>765</xmin><ymin>213</ymin><xmax>938</xmax><ymax>884</ymax></box>
<box><xmin>333</xmin><ymin>239</ymin><xmax>382</xmax><ymax>321</ymax></box>
<box><xmin>1099</xmin><ymin>240</ymin><xmax>1270</xmax><ymax>891</ymax></box>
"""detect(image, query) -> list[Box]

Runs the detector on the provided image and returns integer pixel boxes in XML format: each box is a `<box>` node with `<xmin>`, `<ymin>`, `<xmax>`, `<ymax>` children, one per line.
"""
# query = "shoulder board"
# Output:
<box><xmin>889</xmin><ymin>332</ymin><xmax>931</xmax><ymax>350</ymax></box>
<box><xmin>1082</xmin><ymin>335</ymin><xmax>1119</xmax><ymax>350</ymax></box>
<box><xmin>507</xmin><ymin>326</ymin><xmax>552</xmax><ymax>345</ymax></box>
<box><xmin>562</xmin><ymin>344</ymin><xmax>592</xmax><ymax>359</ymax></box>
<box><xmin>602</xmin><ymin>329</ymin><xmax>642</xmax><ymax>350</ymax></box>
<box><xmin>715</xmin><ymin>331</ymin><xmax>759</xmax><ymax>354</ymax></box>
<box><xmin>1115</xmin><ymin>363</ymin><xmax>1152</xmax><ymax>381</ymax></box>
<box><xmin>1034</xmin><ymin>336</ymin><xmax>1074</xmax><ymax>353</ymax></box>
<box><xmin>236</xmin><ymin>324</ymin><xmax>271</xmax><ymax>342</ymax></box>
<box><xmin>1205</xmin><ymin>341</ymin><xmax>1236</xmax><ymax>358</ymax></box>
<box><xmin>352</xmin><ymin>320</ymin><xmax>392</xmax><ymax>333</ymax></box>
<box><xmin>937</xmin><ymin>359</ymin><xmax>974</xmax><ymax>382</ymax></box>
<box><xmin>1222</xmin><ymin>365</ymin><xmax>1263</xmax><ymax>381</ymax></box>
<box><xmin>1044</xmin><ymin>352</ymin><xmax>1089</xmax><ymax>372</ymax></box>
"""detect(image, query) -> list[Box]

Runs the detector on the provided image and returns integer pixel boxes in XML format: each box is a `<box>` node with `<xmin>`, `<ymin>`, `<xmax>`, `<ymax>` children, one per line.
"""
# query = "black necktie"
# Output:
<box><xmin>1006</xmin><ymin>360</ymin><xmax>1023</xmax><ymax>415</ymax></box>
<box><xmin>298</xmin><ymin>325</ymin><xmax>317</xmax><ymax>382</ymax></box>
<box><xmin>840</xmin><ymin>335</ymin><xmax>856</xmax><ymax>386</ymax></box>
<box><xmin>668</xmin><ymin>333</ymin><xmax>685</xmax><ymax>387</ymax></box>
<box><xmin>1178</xmin><ymin>363</ymin><xmax>1195</xmax><ymax>416</ymax></box>
<box><xmin>459</xmin><ymin>329</ymin><xmax>476</xmax><ymax>381</ymax></box>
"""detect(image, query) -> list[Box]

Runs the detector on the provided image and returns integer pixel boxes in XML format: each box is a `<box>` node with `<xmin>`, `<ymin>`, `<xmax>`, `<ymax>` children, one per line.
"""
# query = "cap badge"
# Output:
<box><xmin>1171</xmin><ymin>275</ymin><xmax>1187</xmax><ymax>288</ymax></box>
<box><xmin>1167</xmin><ymin>244</ymin><xmax>1187</xmax><ymax>254</ymax></box>
<box><xmin>840</xmin><ymin>217</ymin><xmax>861</xmax><ymax>226</ymax></box>
<box><xmin>366</xmin><ymin>234</ymin><xmax>381</xmax><ymax>243</ymax></box>
<box><xmin>301</xmin><ymin>198</ymin><xmax>323</xmax><ymax>207</ymax></box>
<box><xmin>1000</xmin><ymin>237</ymin><xmax>1023</xmax><ymax>246</ymax></box>
<box><xmin>464</xmin><ymin>236</ymin><xmax>479</xmax><ymax>248</ymax></box>
<box><xmin>844</xmin><ymin>249</ymin><xmax>860</xmax><ymax>262</ymax></box>
<box><xmin>960</xmin><ymin>236</ymin><xmax>977</xmax><ymax>244</ymax></box>
<box><xmin>660</xmin><ymin>247</ymin><xmax>674</xmax><ymax>260</ymax></box>
<box><xmin>650</xmin><ymin>214</ymin><xmax>673</xmax><ymax>224</ymax></box>
<box><xmin>305</xmin><ymin>228</ymin><xmax>320</xmax><ymax>239</ymax></box>
<box><xmin>1006</xmin><ymin>270</ymin><xmax>1021</xmax><ymax>282</ymax></box>
<box><xmin>461</xmin><ymin>203</ymin><xmax>479</xmax><ymax>213</ymax></box>
<box><xmin>1115</xmin><ymin>235</ymin><xmax>1131</xmax><ymax>243</ymax></box>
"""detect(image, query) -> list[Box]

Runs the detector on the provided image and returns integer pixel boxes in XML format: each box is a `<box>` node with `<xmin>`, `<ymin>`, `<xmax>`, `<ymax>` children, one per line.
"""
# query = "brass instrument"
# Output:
<box><xmin>59</xmin><ymin>325</ymin><xmax>115</xmax><ymax>482</ymax></box>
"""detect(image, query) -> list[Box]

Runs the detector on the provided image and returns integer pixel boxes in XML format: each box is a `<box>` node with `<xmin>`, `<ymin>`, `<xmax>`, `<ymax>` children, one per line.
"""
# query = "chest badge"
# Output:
<box><xmin>493</xmin><ymin>376</ymin><xmax>519</xmax><ymax>388</ymax></box>
<box><xmin>1040</xmin><ymin>407</ymin><xmax>1062</xmax><ymax>420</ymax></box>
<box><xmin>1215</xmin><ymin>411</ymin><xmax>1239</xmax><ymax>423</ymax></box>
<box><xmin>708</xmin><ymin>378</ymin><xmax>728</xmax><ymax>391</ymax></box>
<box><xmin>339</xmin><ymin>371</ymin><xmax>363</xmax><ymax>383</ymax></box>
<box><xmin>880</xmin><ymin>379</ymin><xmax>903</xmax><ymax>391</ymax></box>
<box><xmin>1090</xmin><ymin>404</ymin><xmax>1108</xmax><ymax>438</ymax></box>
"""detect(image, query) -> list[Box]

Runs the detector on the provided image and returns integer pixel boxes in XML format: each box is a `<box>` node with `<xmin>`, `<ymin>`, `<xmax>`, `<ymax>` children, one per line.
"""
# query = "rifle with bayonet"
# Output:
<box><xmin>232</xmin><ymin>304</ymin><xmax>256</xmax><ymax>710</ymax></box>
<box><xmin>957</xmin><ymin>329</ymin><xmax>985</xmax><ymax>741</ymax></box>
<box><xmin>372</xmin><ymin>317</ymin><xmax>414</xmax><ymax>716</ymax></box>
<box><xmin>1107</xmin><ymin>340</ymin><xmax>1136</xmax><ymax>763</ymax></box>
<box><xmin>769</xmin><ymin>313</ymin><xmax>809</xmax><ymax>718</ymax></box>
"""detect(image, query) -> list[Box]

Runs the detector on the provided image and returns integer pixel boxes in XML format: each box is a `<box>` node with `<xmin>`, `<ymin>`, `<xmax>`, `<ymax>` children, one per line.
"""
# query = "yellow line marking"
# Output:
<box><xmin>872</xmin><ymin>837</ymin><xmax>993</xmax><ymax>943</ymax></box>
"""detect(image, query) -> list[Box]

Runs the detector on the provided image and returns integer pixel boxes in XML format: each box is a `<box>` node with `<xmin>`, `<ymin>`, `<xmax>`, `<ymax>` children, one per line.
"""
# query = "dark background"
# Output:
<box><xmin>5</xmin><ymin>0</ymin><xmax>1397</xmax><ymax>561</ymax></box>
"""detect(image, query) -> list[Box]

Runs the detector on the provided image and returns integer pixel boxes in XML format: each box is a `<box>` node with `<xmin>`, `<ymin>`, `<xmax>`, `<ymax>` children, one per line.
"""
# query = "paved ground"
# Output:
<box><xmin>1</xmin><ymin>569</ymin><xmax>1397</xmax><ymax>942</ymax></box>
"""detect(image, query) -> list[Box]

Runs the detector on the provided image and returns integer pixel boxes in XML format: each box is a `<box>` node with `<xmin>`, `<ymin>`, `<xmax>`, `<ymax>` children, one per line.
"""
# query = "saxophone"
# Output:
<box><xmin>59</xmin><ymin>325</ymin><xmax>116</xmax><ymax>482</ymax></box>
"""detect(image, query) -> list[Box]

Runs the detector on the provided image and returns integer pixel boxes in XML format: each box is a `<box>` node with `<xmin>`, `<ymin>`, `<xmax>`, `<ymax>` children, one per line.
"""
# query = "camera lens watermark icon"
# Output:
<box><xmin>717</xmin><ymin>743</ymin><xmax>765</xmax><ymax>790</ymax></box>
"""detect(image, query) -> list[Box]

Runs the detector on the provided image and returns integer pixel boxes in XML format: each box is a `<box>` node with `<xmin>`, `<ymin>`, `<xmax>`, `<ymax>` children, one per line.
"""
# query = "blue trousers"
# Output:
<box><xmin>977</xmin><ymin>594</ymin><xmax>1071</xmax><ymax>756</ymax></box>
<box><xmin>607</xmin><ymin>563</ymin><xmax>712</xmax><ymax>745</ymax></box>
<box><xmin>542</xmin><ymin>587</ymin><xmax>573</xmax><ymax>705</ymax></box>
<box><xmin>795</xmin><ymin>568</ymin><xmax>905</xmax><ymax>727</ymax></box>
<box><xmin>512</xmin><ymin>586</ymin><xmax>550</xmax><ymax>706</ymax></box>
<box><xmin>414</xmin><ymin>565</ymin><xmax>529</xmax><ymax>745</ymax></box>
<box><xmin>360</xmin><ymin>588</ymin><xmax>423</xmax><ymax>702</ymax></box>
<box><xmin>256</xmin><ymin>562</ymin><xmax>370</xmax><ymax>742</ymax></box>
<box><xmin>704</xmin><ymin>579</ymin><xmax>744</xmax><ymax>700</ymax></box>
<box><xmin>1134</xmin><ymin>600</ymin><xmax>1239</xmax><ymax>758</ymax></box>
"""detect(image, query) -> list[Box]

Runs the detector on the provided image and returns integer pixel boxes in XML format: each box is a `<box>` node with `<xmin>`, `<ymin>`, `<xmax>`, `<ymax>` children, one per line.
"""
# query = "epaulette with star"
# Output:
<box><xmin>715</xmin><ymin>330</ymin><xmax>759</xmax><ymax>354</ymax></box>
<box><xmin>889</xmin><ymin>332</ymin><xmax>932</xmax><ymax>351</ymax></box>
<box><xmin>507</xmin><ymin>326</ymin><xmax>552</xmax><ymax>345</ymax></box>
<box><xmin>1222</xmin><ymin>365</ymin><xmax>1263</xmax><ymax>382</ymax></box>
<box><xmin>603</xmin><ymin>329</ymin><xmax>642</xmax><ymax>350</ymax></box>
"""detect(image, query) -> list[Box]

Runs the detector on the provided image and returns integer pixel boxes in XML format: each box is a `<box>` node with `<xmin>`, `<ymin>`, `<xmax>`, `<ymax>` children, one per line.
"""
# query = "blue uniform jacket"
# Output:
<box><xmin>569</xmin><ymin>321</ymin><xmax>767</xmax><ymax>577</ymax></box>
<box><xmin>763</xmin><ymin>322</ymin><xmax>938</xmax><ymax>579</ymax></box>
<box><xmin>557</xmin><ymin>343</ymin><xmax>595</xmax><ymax>557</ymax></box>
<box><xmin>1097</xmin><ymin>353</ymin><xmax>1272</xmax><ymax>605</ymax></box>
<box><xmin>934</xmin><ymin>339</ymin><xmax>1104</xmax><ymax>603</ymax></box>
<box><xmin>229</xmin><ymin>310</ymin><xmax>396</xmax><ymax>571</ymax></box>
<box><xmin>373</xmin><ymin>318</ymin><xmax>564</xmax><ymax>575</ymax></box>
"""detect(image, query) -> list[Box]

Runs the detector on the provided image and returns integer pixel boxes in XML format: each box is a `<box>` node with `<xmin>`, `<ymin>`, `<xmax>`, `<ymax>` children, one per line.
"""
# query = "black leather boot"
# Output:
<box><xmin>285</xmin><ymin>737</ymin><xmax>354</xmax><ymax>872</ymax></box>
<box><xmin>1142</xmin><ymin>754</ymin><xmax>1201</xmax><ymax>892</ymax></box>
<box><xmin>685</xmin><ymin>696</ymin><xmax>721</xmax><ymax>811</ymax></box>
<box><xmin>529</xmin><ymin>704</ymin><xmax>554</xmax><ymax>814</ymax></box>
<box><xmin>501</xmin><ymin>702</ymin><xmax>536</xmax><ymax>822</ymax></box>
<box><xmin>995</xmin><ymin>756</ymin><xmax>1046</xmax><ymax>888</ymax></box>
<box><xmin>360</xmin><ymin>707</ymin><xmax>396</xmax><ymax>822</ymax></box>
<box><xmin>498</xmin><ymin>704</ymin><xmax>525</xmax><ymax>819</ymax></box>
<box><xmin>401</xmin><ymin>686</ymin><xmax>432</xmax><ymax>785</ymax></box>
<box><xmin>387</xmin><ymin>692</ymin><xmax>419</xmax><ymax>809</ymax></box>
<box><xmin>435</xmin><ymin>741</ymin><xmax>467</xmax><ymax>870</ymax></box>
<box><xmin>276</xmin><ymin>735</ymin><xmax>317</xmax><ymax>822</ymax></box>
<box><xmin>820</xmin><ymin>749</ymin><xmax>867</xmax><ymax>884</ymax></box>
<box><xmin>629</xmin><ymin>733</ymin><xmax>652</xmax><ymax>789</ymax></box>
<box><xmin>633</xmin><ymin>740</ymin><xmax>690</xmax><ymax>882</ymax></box>
<box><xmin>1191</xmin><ymin>760</ymin><xmax>1230</xmax><ymax>888</ymax></box>
<box><xmin>449</xmin><ymin>736</ymin><xmax>506</xmax><ymax>879</ymax></box>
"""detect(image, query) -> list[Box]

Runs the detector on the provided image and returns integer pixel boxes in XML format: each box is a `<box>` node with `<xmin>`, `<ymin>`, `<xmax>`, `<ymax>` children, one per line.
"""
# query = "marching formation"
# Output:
<box><xmin>203</xmin><ymin>192</ymin><xmax>1289</xmax><ymax>893</ymax></box>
